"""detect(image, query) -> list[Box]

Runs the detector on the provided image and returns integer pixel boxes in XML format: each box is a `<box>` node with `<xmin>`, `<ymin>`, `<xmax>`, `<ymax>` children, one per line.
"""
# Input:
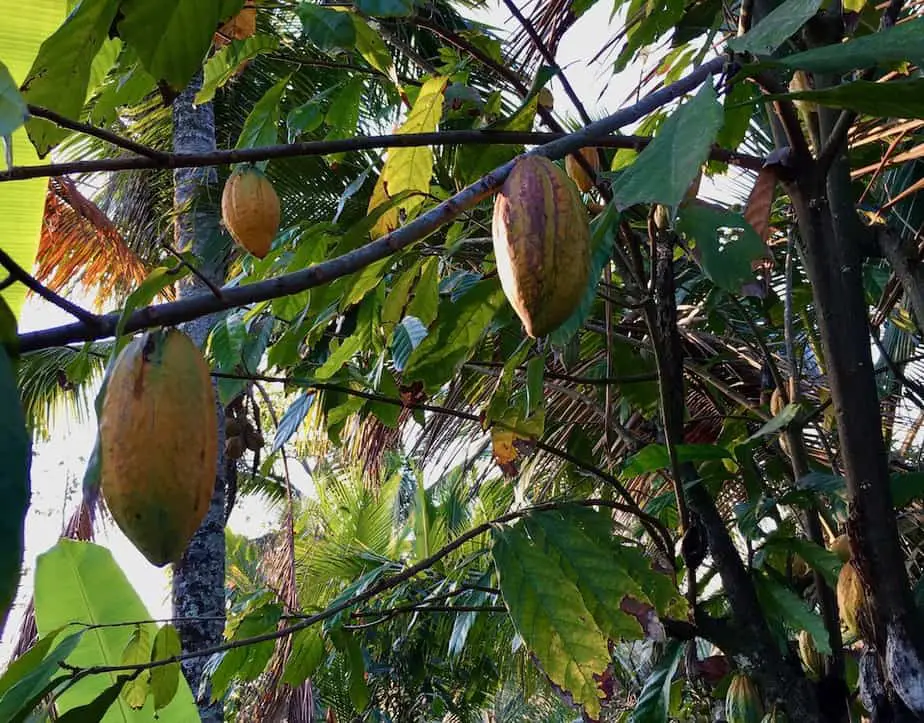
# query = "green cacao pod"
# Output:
<box><xmin>798</xmin><ymin>630</ymin><xmax>824</xmax><ymax>680</ymax></box>
<box><xmin>492</xmin><ymin>155</ymin><xmax>591</xmax><ymax>338</ymax></box>
<box><xmin>726</xmin><ymin>674</ymin><xmax>764</xmax><ymax>723</ymax></box>
<box><xmin>100</xmin><ymin>329</ymin><xmax>218</xmax><ymax>567</ymax></box>
<box><xmin>221</xmin><ymin>165</ymin><xmax>280</xmax><ymax>258</ymax></box>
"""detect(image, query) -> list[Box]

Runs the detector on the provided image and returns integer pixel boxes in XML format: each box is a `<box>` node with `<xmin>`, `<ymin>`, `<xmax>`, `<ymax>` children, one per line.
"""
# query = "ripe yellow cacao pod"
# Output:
<box><xmin>798</xmin><ymin>630</ymin><xmax>824</xmax><ymax>680</ymax></box>
<box><xmin>770</xmin><ymin>387</ymin><xmax>785</xmax><ymax>416</ymax></box>
<box><xmin>492</xmin><ymin>155</ymin><xmax>591</xmax><ymax>338</ymax></box>
<box><xmin>221</xmin><ymin>166</ymin><xmax>280</xmax><ymax>258</ymax></box>
<box><xmin>100</xmin><ymin>329</ymin><xmax>218</xmax><ymax>567</ymax></box>
<box><xmin>837</xmin><ymin>560</ymin><xmax>867</xmax><ymax>640</ymax></box>
<box><xmin>726</xmin><ymin>674</ymin><xmax>764</xmax><ymax>723</ymax></box>
<box><xmin>564</xmin><ymin>147</ymin><xmax>601</xmax><ymax>193</ymax></box>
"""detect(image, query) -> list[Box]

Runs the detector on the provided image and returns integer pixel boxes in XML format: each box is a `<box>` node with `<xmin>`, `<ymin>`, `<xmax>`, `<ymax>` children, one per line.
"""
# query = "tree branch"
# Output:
<box><xmin>27</xmin><ymin>105</ymin><xmax>169</xmax><ymax>161</ymax></box>
<box><xmin>17</xmin><ymin>56</ymin><xmax>727</xmax><ymax>353</ymax></box>
<box><xmin>0</xmin><ymin>248</ymin><xmax>103</xmax><ymax>327</ymax></box>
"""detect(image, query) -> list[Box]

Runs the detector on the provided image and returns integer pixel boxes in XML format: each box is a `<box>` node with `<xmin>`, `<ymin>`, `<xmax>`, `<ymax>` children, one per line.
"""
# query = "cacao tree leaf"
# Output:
<box><xmin>118</xmin><ymin>626</ymin><xmax>152</xmax><ymax>709</ymax></box>
<box><xmin>455</xmin><ymin>93</ymin><xmax>539</xmax><ymax>184</ymax></box>
<box><xmin>753</xmin><ymin>572</ymin><xmax>831</xmax><ymax>654</ymax></box>
<box><xmin>382</xmin><ymin>260</ymin><xmax>423</xmax><ymax>327</ymax></box>
<box><xmin>368</xmin><ymin>75</ymin><xmax>448</xmax><ymax>238</ymax></box>
<box><xmin>769</xmin><ymin>78</ymin><xmax>924</xmax><ymax>119</ymax></box>
<box><xmin>32</xmin><ymin>540</ymin><xmax>198</xmax><ymax>719</ymax></box>
<box><xmin>117</xmin><ymin>0</ymin><xmax>223</xmax><ymax>91</ymax></box>
<box><xmin>676</xmin><ymin>202</ymin><xmax>767</xmax><ymax>293</ymax></box>
<box><xmin>55</xmin><ymin>674</ymin><xmax>137</xmax><ymax>722</ymax></box>
<box><xmin>728</xmin><ymin>0</ymin><xmax>822</xmax><ymax>55</ymax></box>
<box><xmin>0</xmin><ymin>626</ymin><xmax>66</xmax><ymax>698</ymax></box>
<box><xmin>622</xmin><ymin>443</ymin><xmax>732</xmax><ymax>478</ymax></box>
<box><xmin>762</xmin><ymin>537</ymin><xmax>841</xmax><ymax>587</ymax></box>
<box><xmin>614</xmin><ymin>0</ymin><xmax>687</xmax><ymax>72</ymax></box>
<box><xmin>0</xmin><ymin>628</ymin><xmax>79</xmax><ymax>721</ymax></box>
<box><xmin>610</xmin><ymin>82</ymin><xmax>723</xmax><ymax>210</ymax></box>
<box><xmin>354</xmin><ymin>0</ymin><xmax>414</xmax><ymax>17</ymax></box>
<box><xmin>19</xmin><ymin>0</ymin><xmax>119</xmax><ymax>155</ymax></box>
<box><xmin>368</xmin><ymin>368</ymin><xmax>401</xmax><ymax>427</ymax></box>
<box><xmin>210</xmin><ymin>604</ymin><xmax>282</xmax><ymax>700</ymax></box>
<box><xmin>273</xmin><ymin>392</ymin><xmax>315</xmax><ymax>452</ymax></box>
<box><xmin>629</xmin><ymin>640</ymin><xmax>683</xmax><ymax>723</ymax></box>
<box><xmin>403</xmin><ymin>279</ymin><xmax>506</xmax><ymax>393</ymax></box>
<box><xmin>149</xmin><ymin>624</ymin><xmax>182</xmax><ymax>711</ymax></box>
<box><xmin>235</xmin><ymin>75</ymin><xmax>289</xmax><ymax>169</ymax></box>
<box><xmin>391</xmin><ymin>316</ymin><xmax>428</xmax><ymax>371</ymax></box>
<box><xmin>525</xmin><ymin>354</ymin><xmax>545</xmax><ymax>415</ymax></box>
<box><xmin>890</xmin><ymin>471</ymin><xmax>924</xmax><ymax>509</ymax></box>
<box><xmin>0</xmin><ymin>61</ymin><xmax>27</xmax><ymax>138</ymax></box>
<box><xmin>491</xmin><ymin>523</ymin><xmax>611</xmax><ymax>719</ymax></box>
<box><xmin>297</xmin><ymin>3</ymin><xmax>356</xmax><ymax>51</ymax></box>
<box><xmin>282</xmin><ymin>628</ymin><xmax>326</xmax><ymax>686</ymax></box>
<box><xmin>0</xmin><ymin>341</ymin><xmax>29</xmax><ymax>632</ymax></box>
<box><xmin>115</xmin><ymin>264</ymin><xmax>190</xmax><ymax>339</ymax></box>
<box><xmin>195</xmin><ymin>34</ymin><xmax>280</xmax><ymax>105</ymax></box>
<box><xmin>287</xmin><ymin>100</ymin><xmax>325</xmax><ymax>139</ymax></box>
<box><xmin>774</xmin><ymin>17</ymin><xmax>924</xmax><ymax>73</ymax></box>
<box><xmin>548</xmin><ymin>202</ymin><xmax>618</xmax><ymax>346</ymax></box>
<box><xmin>405</xmin><ymin>256</ymin><xmax>439</xmax><ymax>326</ymax></box>
<box><xmin>352</xmin><ymin>19</ymin><xmax>396</xmax><ymax>79</ymax></box>
<box><xmin>88</xmin><ymin>53</ymin><xmax>157</xmax><ymax>127</ymax></box>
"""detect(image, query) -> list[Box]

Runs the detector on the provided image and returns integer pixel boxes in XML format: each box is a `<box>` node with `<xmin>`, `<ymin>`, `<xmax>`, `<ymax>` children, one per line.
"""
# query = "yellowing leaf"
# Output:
<box><xmin>368</xmin><ymin>76</ymin><xmax>448</xmax><ymax>238</ymax></box>
<box><xmin>119</xmin><ymin>625</ymin><xmax>152</xmax><ymax>709</ymax></box>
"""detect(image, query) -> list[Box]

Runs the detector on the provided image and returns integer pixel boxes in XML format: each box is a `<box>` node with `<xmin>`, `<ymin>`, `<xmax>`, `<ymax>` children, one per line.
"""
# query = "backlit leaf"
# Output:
<box><xmin>728</xmin><ymin>0</ymin><xmax>823</xmax><ymax>55</ymax></box>
<box><xmin>195</xmin><ymin>34</ymin><xmax>279</xmax><ymax>105</ymax></box>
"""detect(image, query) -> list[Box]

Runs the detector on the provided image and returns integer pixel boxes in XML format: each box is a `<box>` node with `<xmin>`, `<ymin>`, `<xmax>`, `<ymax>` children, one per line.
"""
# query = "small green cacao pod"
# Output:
<box><xmin>726</xmin><ymin>674</ymin><xmax>765</xmax><ymax>723</ymax></box>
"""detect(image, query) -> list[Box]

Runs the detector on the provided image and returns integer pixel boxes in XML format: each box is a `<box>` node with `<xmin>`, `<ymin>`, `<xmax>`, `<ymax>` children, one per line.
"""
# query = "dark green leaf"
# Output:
<box><xmin>775</xmin><ymin>17</ymin><xmax>924</xmax><ymax>73</ymax></box>
<box><xmin>610</xmin><ymin>82</ymin><xmax>723</xmax><ymax>209</ymax></box>
<box><xmin>403</xmin><ymin>279</ymin><xmax>506</xmax><ymax>393</ymax></box>
<box><xmin>236</xmin><ymin>76</ymin><xmax>289</xmax><ymax>169</ymax></box>
<box><xmin>405</xmin><ymin>257</ymin><xmax>439</xmax><ymax>326</ymax></box>
<box><xmin>455</xmin><ymin>94</ymin><xmax>539</xmax><ymax>184</ymax></box>
<box><xmin>676</xmin><ymin>203</ymin><xmax>767</xmax><ymax>292</ymax></box>
<box><xmin>354</xmin><ymin>0</ymin><xmax>414</xmax><ymax>17</ymax></box>
<box><xmin>728</xmin><ymin>0</ymin><xmax>822</xmax><ymax>55</ymax></box>
<box><xmin>21</xmin><ymin>0</ymin><xmax>121</xmax><ymax>155</ymax></box>
<box><xmin>55</xmin><ymin>674</ymin><xmax>136</xmax><ymax>722</ymax></box>
<box><xmin>273</xmin><ymin>392</ymin><xmax>314</xmax><ymax>452</ymax></box>
<box><xmin>754</xmin><ymin>572</ymin><xmax>831</xmax><ymax>653</ymax></box>
<box><xmin>891</xmin><ymin>472</ymin><xmax>924</xmax><ymax>509</ymax></box>
<box><xmin>149</xmin><ymin>625</ymin><xmax>182</xmax><ymax>711</ymax></box>
<box><xmin>210</xmin><ymin>604</ymin><xmax>283</xmax><ymax>700</ymax></box>
<box><xmin>0</xmin><ymin>342</ymin><xmax>29</xmax><ymax>628</ymax></box>
<box><xmin>196</xmin><ymin>34</ymin><xmax>279</xmax><ymax>105</ymax></box>
<box><xmin>763</xmin><ymin>537</ymin><xmax>841</xmax><ymax>588</ymax></box>
<box><xmin>629</xmin><ymin>640</ymin><xmax>683</xmax><ymax>723</ymax></box>
<box><xmin>297</xmin><ymin>4</ymin><xmax>356</xmax><ymax>51</ymax></box>
<box><xmin>0</xmin><ymin>61</ymin><xmax>27</xmax><ymax>138</ymax></box>
<box><xmin>287</xmin><ymin>101</ymin><xmax>325</xmax><ymax>138</ymax></box>
<box><xmin>118</xmin><ymin>0</ymin><xmax>223</xmax><ymax>90</ymax></box>
<box><xmin>621</xmin><ymin>443</ymin><xmax>731</xmax><ymax>477</ymax></box>
<box><xmin>391</xmin><ymin>316</ymin><xmax>429</xmax><ymax>371</ymax></box>
<box><xmin>768</xmin><ymin>78</ymin><xmax>924</xmax><ymax>120</ymax></box>
<box><xmin>525</xmin><ymin>354</ymin><xmax>545</xmax><ymax>416</ymax></box>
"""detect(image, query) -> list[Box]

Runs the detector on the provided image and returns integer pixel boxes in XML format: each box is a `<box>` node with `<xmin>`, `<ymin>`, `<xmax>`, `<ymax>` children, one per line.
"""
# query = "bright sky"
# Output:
<box><xmin>1</xmin><ymin>0</ymin><xmax>747</xmax><ymax>665</ymax></box>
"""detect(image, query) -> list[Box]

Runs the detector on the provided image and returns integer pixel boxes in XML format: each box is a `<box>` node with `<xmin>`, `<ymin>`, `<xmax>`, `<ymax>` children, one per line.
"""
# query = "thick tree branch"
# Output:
<box><xmin>17</xmin><ymin>56</ymin><xmax>726</xmax><ymax>353</ymax></box>
<box><xmin>0</xmin><ymin>248</ymin><xmax>102</xmax><ymax>326</ymax></box>
<box><xmin>27</xmin><ymin>105</ymin><xmax>169</xmax><ymax>161</ymax></box>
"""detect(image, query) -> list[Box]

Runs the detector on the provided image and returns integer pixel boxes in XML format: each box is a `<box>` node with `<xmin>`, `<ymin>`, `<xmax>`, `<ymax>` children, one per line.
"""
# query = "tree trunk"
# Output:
<box><xmin>172</xmin><ymin>70</ymin><xmax>229</xmax><ymax>723</ymax></box>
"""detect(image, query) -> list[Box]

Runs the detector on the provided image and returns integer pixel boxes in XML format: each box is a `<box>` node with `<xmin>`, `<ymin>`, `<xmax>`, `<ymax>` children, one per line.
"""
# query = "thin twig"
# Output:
<box><xmin>160</xmin><ymin>241</ymin><xmax>225</xmax><ymax>300</ymax></box>
<box><xmin>27</xmin><ymin>105</ymin><xmax>169</xmax><ymax>161</ymax></box>
<box><xmin>17</xmin><ymin>57</ymin><xmax>727</xmax><ymax>353</ymax></box>
<box><xmin>0</xmin><ymin>248</ymin><xmax>102</xmax><ymax>327</ymax></box>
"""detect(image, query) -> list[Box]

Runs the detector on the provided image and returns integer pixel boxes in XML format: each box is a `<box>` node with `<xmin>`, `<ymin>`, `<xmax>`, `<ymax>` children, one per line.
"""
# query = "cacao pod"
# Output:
<box><xmin>830</xmin><ymin>533</ymin><xmax>851</xmax><ymax>562</ymax></box>
<box><xmin>770</xmin><ymin>387</ymin><xmax>785</xmax><ymax>416</ymax></box>
<box><xmin>215</xmin><ymin>0</ymin><xmax>256</xmax><ymax>47</ymax></box>
<box><xmin>726</xmin><ymin>674</ymin><xmax>764</xmax><ymax>723</ymax></box>
<box><xmin>837</xmin><ymin>560</ymin><xmax>867</xmax><ymax>640</ymax></box>
<box><xmin>221</xmin><ymin>166</ymin><xmax>280</xmax><ymax>258</ymax></box>
<box><xmin>798</xmin><ymin>630</ymin><xmax>824</xmax><ymax>680</ymax></box>
<box><xmin>564</xmin><ymin>147</ymin><xmax>600</xmax><ymax>193</ymax></box>
<box><xmin>492</xmin><ymin>155</ymin><xmax>591</xmax><ymax>338</ymax></box>
<box><xmin>242</xmin><ymin>424</ymin><xmax>264</xmax><ymax>451</ymax></box>
<box><xmin>100</xmin><ymin>329</ymin><xmax>218</xmax><ymax>567</ymax></box>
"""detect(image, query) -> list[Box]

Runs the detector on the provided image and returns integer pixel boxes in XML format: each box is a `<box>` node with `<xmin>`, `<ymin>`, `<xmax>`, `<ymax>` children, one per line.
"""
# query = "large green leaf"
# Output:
<box><xmin>402</xmin><ymin>278</ymin><xmax>506</xmax><ymax>393</ymax></box>
<box><xmin>491</xmin><ymin>524</ymin><xmax>611</xmax><ymax>719</ymax></box>
<box><xmin>771</xmin><ymin>78</ymin><xmax>924</xmax><ymax>120</ymax></box>
<box><xmin>775</xmin><ymin>17</ymin><xmax>924</xmax><ymax>73</ymax></box>
<box><xmin>118</xmin><ymin>0</ymin><xmax>223</xmax><ymax>90</ymax></box>
<box><xmin>20</xmin><ymin>0</ymin><xmax>119</xmax><ymax>155</ymax></box>
<box><xmin>753</xmin><ymin>572</ymin><xmax>831</xmax><ymax>654</ymax></box>
<box><xmin>0</xmin><ymin>0</ymin><xmax>65</xmax><ymax>317</ymax></box>
<box><xmin>195</xmin><ymin>34</ymin><xmax>280</xmax><ymax>105</ymax></box>
<box><xmin>0</xmin><ymin>341</ymin><xmax>29</xmax><ymax>632</ymax></box>
<box><xmin>33</xmin><ymin>540</ymin><xmax>199</xmax><ymax>720</ymax></box>
<box><xmin>728</xmin><ymin>0</ymin><xmax>823</xmax><ymax>55</ymax></box>
<box><xmin>0</xmin><ymin>61</ymin><xmax>27</xmax><ymax>138</ymax></box>
<box><xmin>368</xmin><ymin>75</ymin><xmax>447</xmax><ymax>238</ymax></box>
<box><xmin>629</xmin><ymin>640</ymin><xmax>683</xmax><ymax>723</ymax></box>
<box><xmin>282</xmin><ymin>628</ymin><xmax>326</xmax><ymax>686</ymax></box>
<box><xmin>353</xmin><ymin>0</ymin><xmax>414</xmax><ymax>17</ymax></box>
<box><xmin>610</xmin><ymin>81</ymin><xmax>723</xmax><ymax>210</ymax></box>
<box><xmin>235</xmin><ymin>75</ymin><xmax>289</xmax><ymax>168</ymax></box>
<box><xmin>0</xmin><ymin>629</ymin><xmax>83</xmax><ymax>722</ymax></box>
<box><xmin>676</xmin><ymin>202</ymin><xmax>767</xmax><ymax>292</ymax></box>
<box><xmin>297</xmin><ymin>3</ymin><xmax>356</xmax><ymax>51</ymax></box>
<box><xmin>210</xmin><ymin>604</ymin><xmax>282</xmax><ymax>700</ymax></box>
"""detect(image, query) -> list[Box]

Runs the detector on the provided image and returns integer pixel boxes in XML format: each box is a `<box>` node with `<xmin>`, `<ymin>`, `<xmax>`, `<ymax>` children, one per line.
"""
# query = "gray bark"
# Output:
<box><xmin>172</xmin><ymin>70</ymin><xmax>229</xmax><ymax>723</ymax></box>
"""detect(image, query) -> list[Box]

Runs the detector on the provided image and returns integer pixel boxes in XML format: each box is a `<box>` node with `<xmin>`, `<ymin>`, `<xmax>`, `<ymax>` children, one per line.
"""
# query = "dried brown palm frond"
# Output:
<box><xmin>35</xmin><ymin>177</ymin><xmax>155</xmax><ymax>309</ymax></box>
